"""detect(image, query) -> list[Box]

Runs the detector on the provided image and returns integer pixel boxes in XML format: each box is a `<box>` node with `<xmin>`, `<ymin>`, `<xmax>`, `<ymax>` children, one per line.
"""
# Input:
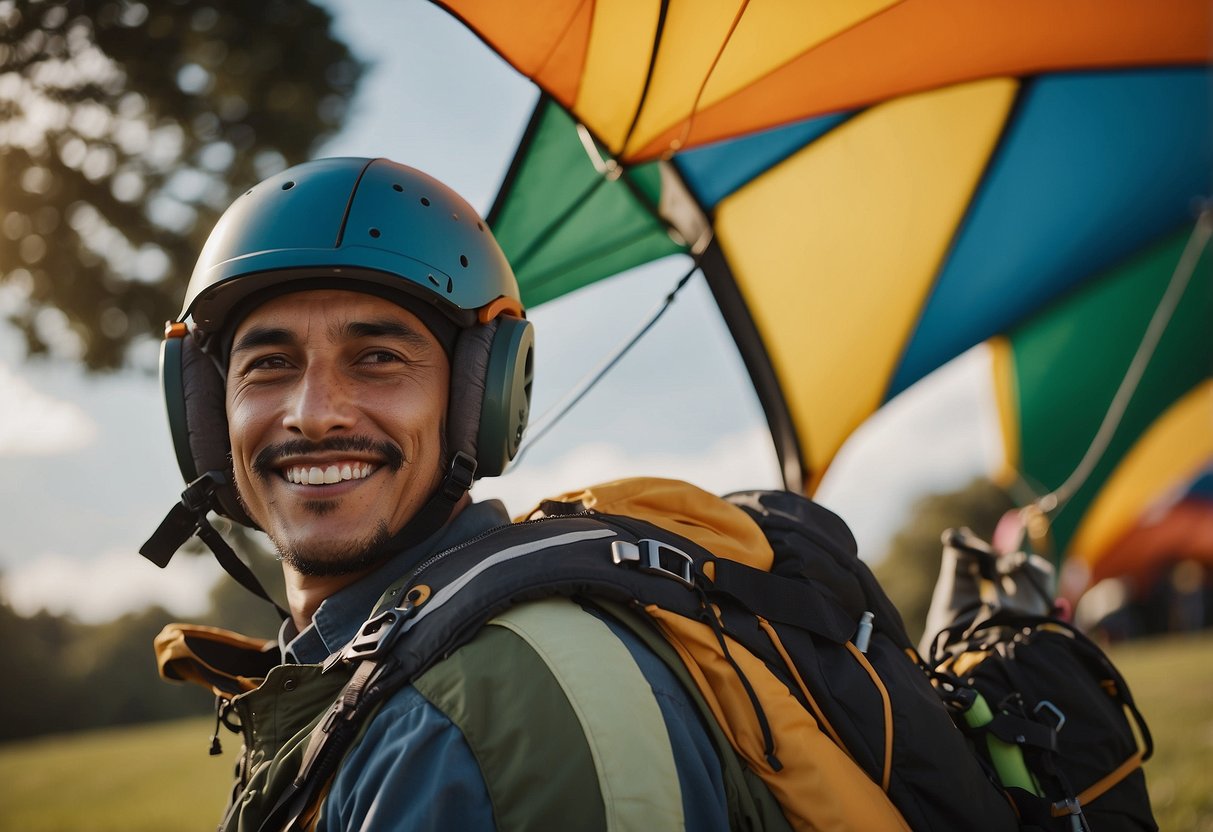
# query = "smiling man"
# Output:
<box><xmin>145</xmin><ymin>158</ymin><xmax>737</xmax><ymax>831</ymax></box>
<box><xmin>225</xmin><ymin>290</ymin><xmax>452</xmax><ymax>626</ymax></box>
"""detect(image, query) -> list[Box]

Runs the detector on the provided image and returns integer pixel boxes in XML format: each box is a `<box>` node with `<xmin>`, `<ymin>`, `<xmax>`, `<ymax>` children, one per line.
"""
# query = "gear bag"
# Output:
<box><xmin>242</xmin><ymin>479</ymin><xmax>1018</xmax><ymax>832</ymax></box>
<box><xmin>923</xmin><ymin>528</ymin><xmax>1156</xmax><ymax>832</ymax></box>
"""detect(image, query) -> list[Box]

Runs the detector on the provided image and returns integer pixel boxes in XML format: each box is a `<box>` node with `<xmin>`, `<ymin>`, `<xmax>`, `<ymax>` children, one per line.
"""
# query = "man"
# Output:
<box><xmin>147</xmin><ymin>158</ymin><xmax>742</xmax><ymax>831</ymax></box>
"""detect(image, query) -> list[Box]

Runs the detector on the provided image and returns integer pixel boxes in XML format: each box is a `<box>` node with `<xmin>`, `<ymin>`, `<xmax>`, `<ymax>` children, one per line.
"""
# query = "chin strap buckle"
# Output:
<box><xmin>441</xmin><ymin>451</ymin><xmax>477</xmax><ymax>501</ymax></box>
<box><xmin>140</xmin><ymin>471</ymin><xmax>290</xmax><ymax>621</ymax></box>
<box><xmin>140</xmin><ymin>471</ymin><xmax>226</xmax><ymax>568</ymax></box>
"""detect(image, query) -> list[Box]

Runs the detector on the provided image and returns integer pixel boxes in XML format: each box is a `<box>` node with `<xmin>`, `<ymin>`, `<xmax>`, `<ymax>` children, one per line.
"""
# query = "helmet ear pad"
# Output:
<box><xmin>162</xmin><ymin>332</ymin><xmax>256</xmax><ymax>527</ymax></box>
<box><xmin>447</xmin><ymin>316</ymin><xmax>535</xmax><ymax>479</ymax></box>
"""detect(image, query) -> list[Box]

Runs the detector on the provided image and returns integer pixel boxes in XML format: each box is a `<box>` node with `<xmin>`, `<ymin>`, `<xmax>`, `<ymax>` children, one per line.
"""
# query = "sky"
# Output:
<box><xmin>0</xmin><ymin>0</ymin><xmax>1002</xmax><ymax>623</ymax></box>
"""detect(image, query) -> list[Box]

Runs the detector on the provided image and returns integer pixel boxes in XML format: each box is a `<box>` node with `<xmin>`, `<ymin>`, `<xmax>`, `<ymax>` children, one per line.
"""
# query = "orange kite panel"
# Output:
<box><xmin>632</xmin><ymin>0</ymin><xmax>1212</xmax><ymax>159</ymax></box>
<box><xmin>437</xmin><ymin>0</ymin><xmax>594</xmax><ymax>109</ymax></box>
<box><xmin>1093</xmin><ymin>499</ymin><xmax>1213</xmax><ymax>588</ymax></box>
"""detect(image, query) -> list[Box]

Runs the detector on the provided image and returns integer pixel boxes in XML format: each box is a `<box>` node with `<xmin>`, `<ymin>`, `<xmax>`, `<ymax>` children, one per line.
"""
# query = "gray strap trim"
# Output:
<box><xmin>400</xmin><ymin>528</ymin><xmax>617</xmax><ymax>634</ymax></box>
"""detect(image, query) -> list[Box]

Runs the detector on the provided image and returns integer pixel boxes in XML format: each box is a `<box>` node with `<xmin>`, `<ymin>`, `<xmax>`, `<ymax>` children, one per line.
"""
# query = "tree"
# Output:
<box><xmin>874</xmin><ymin>477</ymin><xmax>1017</xmax><ymax>644</ymax></box>
<box><xmin>0</xmin><ymin>0</ymin><xmax>362</xmax><ymax>369</ymax></box>
<box><xmin>0</xmin><ymin>596</ymin><xmax>212</xmax><ymax>740</ymax></box>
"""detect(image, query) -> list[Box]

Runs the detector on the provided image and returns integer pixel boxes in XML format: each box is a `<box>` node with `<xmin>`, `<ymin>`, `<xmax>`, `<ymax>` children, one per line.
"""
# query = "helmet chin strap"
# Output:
<box><xmin>140</xmin><ymin>453</ymin><xmax>479</xmax><ymax>622</ymax></box>
<box><xmin>141</xmin><ymin>471</ymin><xmax>290</xmax><ymax>620</ymax></box>
<box><xmin>366</xmin><ymin>451</ymin><xmax>477</xmax><ymax>563</ymax></box>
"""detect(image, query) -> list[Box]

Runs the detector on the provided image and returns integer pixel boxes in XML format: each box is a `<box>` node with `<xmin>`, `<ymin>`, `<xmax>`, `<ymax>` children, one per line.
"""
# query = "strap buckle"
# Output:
<box><xmin>441</xmin><ymin>451</ymin><xmax>477</xmax><ymax>500</ymax></box>
<box><xmin>1034</xmin><ymin>699</ymin><xmax>1066</xmax><ymax>732</ymax></box>
<box><xmin>342</xmin><ymin>609</ymin><xmax>408</xmax><ymax>662</ymax></box>
<box><xmin>611</xmin><ymin>539</ymin><xmax>696</xmax><ymax>588</ymax></box>
<box><xmin>182</xmin><ymin>470</ymin><xmax>225</xmax><ymax>512</ymax></box>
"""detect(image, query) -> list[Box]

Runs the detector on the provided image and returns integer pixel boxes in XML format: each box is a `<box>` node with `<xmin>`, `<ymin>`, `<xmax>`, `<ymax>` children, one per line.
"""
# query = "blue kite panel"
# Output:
<box><xmin>1189</xmin><ymin>469</ymin><xmax>1213</xmax><ymax>503</ymax></box>
<box><xmin>887</xmin><ymin>68</ymin><xmax>1213</xmax><ymax>400</ymax></box>
<box><xmin>675</xmin><ymin>111</ymin><xmax>851</xmax><ymax>208</ymax></box>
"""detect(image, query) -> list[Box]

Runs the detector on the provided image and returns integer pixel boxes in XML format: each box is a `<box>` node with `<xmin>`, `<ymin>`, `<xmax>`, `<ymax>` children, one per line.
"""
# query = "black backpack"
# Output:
<box><xmin>924</xmin><ymin>528</ymin><xmax>1156</xmax><ymax>832</ymax></box>
<box><xmin>262</xmin><ymin>483</ymin><xmax>1018</xmax><ymax>831</ymax></box>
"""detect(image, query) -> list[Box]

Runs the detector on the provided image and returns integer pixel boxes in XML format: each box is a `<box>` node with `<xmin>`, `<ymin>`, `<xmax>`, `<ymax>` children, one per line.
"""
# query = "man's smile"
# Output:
<box><xmin>252</xmin><ymin>437</ymin><xmax>405</xmax><ymax>486</ymax></box>
<box><xmin>283</xmin><ymin>461</ymin><xmax>379</xmax><ymax>485</ymax></box>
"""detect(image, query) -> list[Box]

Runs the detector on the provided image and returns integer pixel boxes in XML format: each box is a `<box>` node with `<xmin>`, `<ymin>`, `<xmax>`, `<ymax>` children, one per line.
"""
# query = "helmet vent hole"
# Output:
<box><xmin>445</xmin><ymin>276</ymin><xmax>453</xmax><ymax>293</ymax></box>
<box><xmin>420</xmin><ymin>197</ymin><xmax>431</xmax><ymax>207</ymax></box>
<box><xmin>459</xmin><ymin>254</ymin><xmax>469</xmax><ymax>268</ymax></box>
<box><xmin>392</xmin><ymin>183</ymin><xmax>403</xmax><ymax>192</ymax></box>
<box><xmin>427</xmin><ymin>274</ymin><xmax>440</xmax><ymax>287</ymax></box>
<box><xmin>477</xmin><ymin>222</ymin><xmax>485</xmax><ymax>232</ymax></box>
<box><xmin>282</xmin><ymin>181</ymin><xmax>295</xmax><ymax>190</ymax></box>
<box><xmin>369</xmin><ymin>228</ymin><xmax>381</xmax><ymax>238</ymax></box>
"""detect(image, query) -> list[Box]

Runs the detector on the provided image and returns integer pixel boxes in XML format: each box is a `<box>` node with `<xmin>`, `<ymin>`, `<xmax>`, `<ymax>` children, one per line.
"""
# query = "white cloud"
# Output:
<box><xmin>0</xmin><ymin>361</ymin><xmax>99</xmax><ymax>456</ymax></box>
<box><xmin>1</xmin><ymin>548</ymin><xmax>222</xmax><ymax>623</ymax></box>
<box><xmin>473</xmin><ymin>348</ymin><xmax>1004</xmax><ymax>565</ymax></box>
<box><xmin>815</xmin><ymin>345</ymin><xmax>1004</xmax><ymax>560</ymax></box>
<box><xmin>473</xmin><ymin>426</ymin><xmax>784</xmax><ymax>518</ymax></box>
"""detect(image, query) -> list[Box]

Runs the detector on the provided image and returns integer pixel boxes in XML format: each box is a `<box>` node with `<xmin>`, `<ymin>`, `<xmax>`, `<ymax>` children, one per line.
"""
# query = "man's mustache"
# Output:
<box><xmin>251</xmin><ymin>437</ymin><xmax>406</xmax><ymax>480</ymax></box>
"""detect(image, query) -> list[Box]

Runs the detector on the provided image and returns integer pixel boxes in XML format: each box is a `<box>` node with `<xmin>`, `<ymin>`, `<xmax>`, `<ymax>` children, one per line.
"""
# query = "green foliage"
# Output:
<box><xmin>205</xmin><ymin>524</ymin><xmax>288</xmax><ymax>637</ymax></box>
<box><xmin>874</xmin><ymin>477</ymin><xmax>1016</xmax><ymax>643</ymax></box>
<box><xmin>0</xmin><ymin>521</ymin><xmax>289</xmax><ymax>742</ymax></box>
<box><xmin>0</xmin><ymin>0</ymin><xmax>362</xmax><ymax>369</ymax></box>
<box><xmin>0</xmin><ymin>597</ymin><xmax>213</xmax><ymax>741</ymax></box>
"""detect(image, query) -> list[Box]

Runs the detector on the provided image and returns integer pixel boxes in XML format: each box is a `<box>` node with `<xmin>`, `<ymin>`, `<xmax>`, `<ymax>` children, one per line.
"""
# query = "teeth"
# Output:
<box><xmin>285</xmin><ymin>463</ymin><xmax>375</xmax><ymax>485</ymax></box>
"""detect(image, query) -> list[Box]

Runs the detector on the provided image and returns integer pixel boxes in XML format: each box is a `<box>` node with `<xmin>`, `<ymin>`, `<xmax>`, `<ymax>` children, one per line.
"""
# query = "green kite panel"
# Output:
<box><xmin>1011</xmin><ymin>227</ymin><xmax>1213</xmax><ymax>554</ymax></box>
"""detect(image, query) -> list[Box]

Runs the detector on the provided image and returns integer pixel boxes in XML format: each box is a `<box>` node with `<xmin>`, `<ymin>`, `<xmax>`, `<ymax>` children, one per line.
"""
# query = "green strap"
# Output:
<box><xmin>415</xmin><ymin>598</ymin><xmax>684</xmax><ymax>831</ymax></box>
<box><xmin>595</xmin><ymin>599</ymin><xmax>793</xmax><ymax>832</ymax></box>
<box><xmin>490</xmin><ymin>598</ymin><xmax>685</xmax><ymax>831</ymax></box>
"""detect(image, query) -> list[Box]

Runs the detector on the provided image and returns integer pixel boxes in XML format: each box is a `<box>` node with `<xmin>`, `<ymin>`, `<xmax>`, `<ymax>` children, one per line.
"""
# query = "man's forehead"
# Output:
<box><xmin>229</xmin><ymin>289</ymin><xmax>439</xmax><ymax>347</ymax></box>
<box><xmin>235</xmin><ymin>289</ymin><xmax>423</xmax><ymax>329</ymax></box>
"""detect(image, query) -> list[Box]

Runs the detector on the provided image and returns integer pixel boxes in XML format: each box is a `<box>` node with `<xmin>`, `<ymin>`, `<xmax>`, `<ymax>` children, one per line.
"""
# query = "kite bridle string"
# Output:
<box><xmin>511</xmin><ymin>260</ymin><xmax>702</xmax><ymax>466</ymax></box>
<box><xmin>1034</xmin><ymin>207</ymin><xmax>1213</xmax><ymax>521</ymax></box>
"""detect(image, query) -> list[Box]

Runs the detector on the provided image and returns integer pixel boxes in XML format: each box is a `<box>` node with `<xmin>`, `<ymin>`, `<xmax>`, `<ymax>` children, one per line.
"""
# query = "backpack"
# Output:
<box><xmin>255</xmin><ymin>478</ymin><xmax>1018</xmax><ymax>831</ymax></box>
<box><xmin>923</xmin><ymin>527</ymin><xmax>1157</xmax><ymax>832</ymax></box>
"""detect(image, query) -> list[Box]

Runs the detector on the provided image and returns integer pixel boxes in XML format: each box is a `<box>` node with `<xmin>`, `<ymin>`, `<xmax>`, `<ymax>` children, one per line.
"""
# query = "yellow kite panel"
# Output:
<box><xmin>715</xmin><ymin>79</ymin><xmax>1017</xmax><ymax>486</ymax></box>
<box><xmin>625</xmin><ymin>0</ymin><xmax>897</xmax><ymax>157</ymax></box>
<box><xmin>1068</xmin><ymin>380</ymin><xmax>1213</xmax><ymax>566</ymax></box>
<box><xmin>989</xmin><ymin>336</ymin><xmax>1021</xmax><ymax>485</ymax></box>
<box><xmin>576</xmin><ymin>0</ymin><xmax>663</xmax><ymax>152</ymax></box>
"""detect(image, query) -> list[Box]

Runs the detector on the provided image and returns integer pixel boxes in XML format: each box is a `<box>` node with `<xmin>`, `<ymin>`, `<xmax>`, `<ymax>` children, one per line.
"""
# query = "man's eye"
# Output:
<box><xmin>359</xmin><ymin>350</ymin><xmax>404</xmax><ymax>365</ymax></box>
<box><xmin>248</xmin><ymin>355</ymin><xmax>290</xmax><ymax>371</ymax></box>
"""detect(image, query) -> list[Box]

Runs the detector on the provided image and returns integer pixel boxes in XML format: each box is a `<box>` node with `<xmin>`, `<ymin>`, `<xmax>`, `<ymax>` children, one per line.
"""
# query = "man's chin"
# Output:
<box><xmin>275</xmin><ymin>521</ymin><xmax>393</xmax><ymax>578</ymax></box>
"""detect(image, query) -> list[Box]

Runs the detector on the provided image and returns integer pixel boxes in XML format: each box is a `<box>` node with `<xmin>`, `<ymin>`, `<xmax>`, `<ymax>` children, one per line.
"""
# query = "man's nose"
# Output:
<box><xmin>282</xmin><ymin>364</ymin><xmax>356</xmax><ymax>439</ymax></box>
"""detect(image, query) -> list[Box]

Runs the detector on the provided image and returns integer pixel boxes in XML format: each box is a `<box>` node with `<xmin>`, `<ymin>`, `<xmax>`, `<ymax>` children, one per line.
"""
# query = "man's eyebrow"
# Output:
<box><xmin>230</xmin><ymin>326</ymin><xmax>297</xmax><ymax>356</ymax></box>
<box><xmin>342</xmin><ymin>319</ymin><xmax>434</xmax><ymax>351</ymax></box>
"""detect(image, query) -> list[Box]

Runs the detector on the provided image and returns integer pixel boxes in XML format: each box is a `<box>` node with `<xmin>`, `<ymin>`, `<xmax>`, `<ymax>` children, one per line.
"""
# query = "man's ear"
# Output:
<box><xmin>162</xmin><ymin>329</ymin><xmax>257</xmax><ymax>528</ymax></box>
<box><xmin>446</xmin><ymin>316</ymin><xmax>534</xmax><ymax>480</ymax></box>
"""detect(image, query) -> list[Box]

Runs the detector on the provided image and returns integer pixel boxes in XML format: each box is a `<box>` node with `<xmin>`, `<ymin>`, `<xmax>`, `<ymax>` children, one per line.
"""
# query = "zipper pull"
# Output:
<box><xmin>209</xmin><ymin>696</ymin><xmax>227</xmax><ymax>756</ymax></box>
<box><xmin>854</xmin><ymin>611</ymin><xmax>875</xmax><ymax>653</ymax></box>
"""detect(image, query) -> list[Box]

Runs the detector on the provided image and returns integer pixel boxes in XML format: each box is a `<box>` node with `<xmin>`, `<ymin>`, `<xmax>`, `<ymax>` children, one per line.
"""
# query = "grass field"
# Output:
<box><xmin>1</xmin><ymin>631</ymin><xmax>1210</xmax><ymax>831</ymax></box>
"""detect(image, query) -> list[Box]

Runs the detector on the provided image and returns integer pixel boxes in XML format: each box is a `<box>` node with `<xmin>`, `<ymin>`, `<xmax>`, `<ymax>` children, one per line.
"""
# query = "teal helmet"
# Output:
<box><xmin>158</xmin><ymin>157</ymin><xmax>534</xmax><ymax>530</ymax></box>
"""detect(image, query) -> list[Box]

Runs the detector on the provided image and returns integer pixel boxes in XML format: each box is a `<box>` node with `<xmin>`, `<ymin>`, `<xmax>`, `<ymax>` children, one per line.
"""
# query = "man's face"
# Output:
<box><xmin>225</xmin><ymin>289</ymin><xmax>450</xmax><ymax>575</ymax></box>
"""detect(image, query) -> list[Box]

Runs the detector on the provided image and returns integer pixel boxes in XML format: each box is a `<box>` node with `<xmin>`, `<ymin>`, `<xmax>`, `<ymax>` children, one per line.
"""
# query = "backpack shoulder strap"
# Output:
<box><xmin>262</xmin><ymin>513</ymin><xmax>716</xmax><ymax>830</ymax></box>
<box><xmin>594</xmin><ymin>597</ymin><xmax>795</xmax><ymax>832</ymax></box>
<box><xmin>264</xmin><ymin>501</ymin><xmax>886</xmax><ymax>831</ymax></box>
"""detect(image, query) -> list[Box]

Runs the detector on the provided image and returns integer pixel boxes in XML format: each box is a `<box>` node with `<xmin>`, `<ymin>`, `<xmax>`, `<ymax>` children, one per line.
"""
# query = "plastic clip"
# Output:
<box><xmin>1034</xmin><ymin>700</ymin><xmax>1066</xmax><ymax>732</ymax></box>
<box><xmin>343</xmin><ymin>609</ymin><xmax>408</xmax><ymax>661</ymax></box>
<box><xmin>611</xmin><ymin>539</ymin><xmax>695</xmax><ymax>588</ymax></box>
<box><xmin>441</xmin><ymin>452</ymin><xmax>477</xmax><ymax>500</ymax></box>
